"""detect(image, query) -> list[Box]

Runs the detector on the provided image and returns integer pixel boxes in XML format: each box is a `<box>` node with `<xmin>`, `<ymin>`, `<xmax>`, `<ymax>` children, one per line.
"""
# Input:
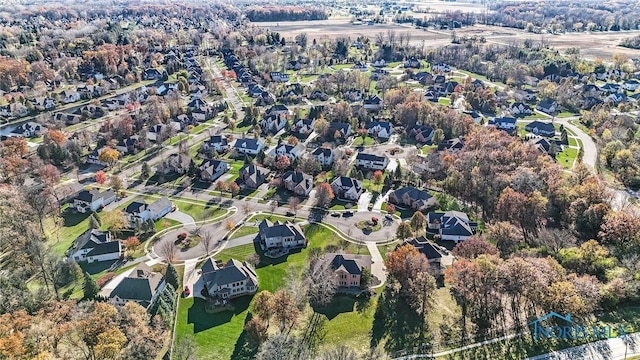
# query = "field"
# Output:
<box><xmin>256</xmin><ymin>17</ymin><xmax>640</xmax><ymax>61</ymax></box>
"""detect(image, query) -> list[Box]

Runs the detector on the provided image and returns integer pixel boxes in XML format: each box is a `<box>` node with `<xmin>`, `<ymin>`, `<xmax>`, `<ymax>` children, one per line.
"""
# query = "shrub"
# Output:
<box><xmin>97</xmin><ymin>272</ymin><xmax>116</xmax><ymax>288</ymax></box>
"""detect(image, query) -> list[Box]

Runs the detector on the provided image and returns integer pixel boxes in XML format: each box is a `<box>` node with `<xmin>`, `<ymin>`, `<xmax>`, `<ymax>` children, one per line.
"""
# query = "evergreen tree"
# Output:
<box><xmin>188</xmin><ymin>159</ymin><xmax>199</xmax><ymax>177</ymax></box>
<box><xmin>141</xmin><ymin>162</ymin><xmax>151</xmax><ymax>179</ymax></box>
<box><xmin>165</xmin><ymin>264</ymin><xmax>179</xmax><ymax>291</ymax></box>
<box><xmin>89</xmin><ymin>213</ymin><xmax>101</xmax><ymax>229</ymax></box>
<box><xmin>83</xmin><ymin>271</ymin><xmax>99</xmax><ymax>300</ymax></box>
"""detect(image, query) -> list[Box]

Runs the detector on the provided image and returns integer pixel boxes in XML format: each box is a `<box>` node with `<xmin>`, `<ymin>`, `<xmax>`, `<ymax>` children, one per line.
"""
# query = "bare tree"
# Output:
<box><xmin>269</xmin><ymin>200</ymin><xmax>278</xmax><ymax>213</ymax></box>
<box><xmin>305</xmin><ymin>257</ymin><xmax>338</xmax><ymax>309</ymax></box>
<box><xmin>173</xmin><ymin>335</ymin><xmax>198</xmax><ymax>360</ymax></box>
<box><xmin>242</xmin><ymin>202</ymin><xmax>253</xmax><ymax>216</ymax></box>
<box><xmin>158</xmin><ymin>240</ymin><xmax>177</xmax><ymax>263</ymax></box>
<box><xmin>201</xmin><ymin>231</ymin><xmax>215</xmax><ymax>255</ymax></box>
<box><xmin>288</xmin><ymin>197</ymin><xmax>300</xmax><ymax>216</ymax></box>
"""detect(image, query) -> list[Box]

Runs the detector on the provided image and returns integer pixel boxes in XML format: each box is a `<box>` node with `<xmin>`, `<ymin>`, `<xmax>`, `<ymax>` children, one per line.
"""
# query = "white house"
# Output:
<box><xmin>490</xmin><ymin>117</ymin><xmax>517</xmax><ymax>133</ymax></box>
<box><xmin>61</xmin><ymin>90</ymin><xmax>81</xmax><ymax>104</ymax></box>
<box><xmin>233</xmin><ymin>138</ymin><xmax>265</xmax><ymax>156</ymax></box>
<box><xmin>536</xmin><ymin>99</ymin><xmax>560</xmax><ymax>114</ymax></box>
<box><xmin>427</xmin><ymin>211</ymin><xmax>476</xmax><ymax>243</ymax></box>
<box><xmin>366</xmin><ymin>121</ymin><xmax>393</xmax><ymax>139</ymax></box>
<box><xmin>311</xmin><ymin>147</ymin><xmax>334</xmax><ymax>167</ymax></box>
<box><xmin>124</xmin><ymin>197</ymin><xmax>173</xmax><ymax>228</ymax></box>
<box><xmin>203</xmin><ymin>135</ymin><xmax>229</xmax><ymax>153</ymax></box>
<box><xmin>623</xmin><ymin>79</ymin><xmax>640</xmax><ymax>91</ymax></box>
<box><xmin>72</xmin><ymin>189</ymin><xmax>116</xmax><ymax>213</ymax></box>
<box><xmin>269</xmin><ymin>143</ymin><xmax>305</xmax><ymax>161</ymax></box>
<box><xmin>510</xmin><ymin>102</ymin><xmax>533</xmax><ymax>115</ymax></box>
<box><xmin>294</xmin><ymin>118</ymin><xmax>315</xmax><ymax>136</ymax></box>
<box><xmin>260</xmin><ymin>114</ymin><xmax>288</xmax><ymax>134</ymax></box>
<box><xmin>201</xmin><ymin>258</ymin><xmax>258</xmax><ymax>299</ymax></box>
<box><xmin>432</xmin><ymin>63</ymin><xmax>451</xmax><ymax>72</ymax></box>
<box><xmin>372</xmin><ymin>59</ymin><xmax>387</xmax><ymax>68</ymax></box>
<box><xmin>68</xmin><ymin>229</ymin><xmax>122</xmax><ymax>263</ymax></box>
<box><xmin>258</xmin><ymin>219</ymin><xmax>307</xmax><ymax>250</ymax></box>
<box><xmin>270</xmin><ymin>72</ymin><xmax>290</xmax><ymax>83</ymax></box>
<box><xmin>200</xmin><ymin>159</ymin><xmax>230</xmax><ymax>182</ymax></box>
<box><xmin>109</xmin><ymin>263</ymin><xmax>165</xmax><ymax>309</ymax></box>
<box><xmin>330</xmin><ymin>177</ymin><xmax>363</xmax><ymax>201</ymax></box>
<box><xmin>355</xmin><ymin>152</ymin><xmax>389</xmax><ymax>171</ymax></box>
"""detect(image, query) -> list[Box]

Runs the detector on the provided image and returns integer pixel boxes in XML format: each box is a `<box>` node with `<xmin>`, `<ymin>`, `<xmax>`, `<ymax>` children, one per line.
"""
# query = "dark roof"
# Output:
<box><xmin>258</xmin><ymin>219</ymin><xmax>306</xmax><ymax>241</ymax></box>
<box><xmin>356</xmin><ymin>152</ymin><xmax>387</xmax><ymax>162</ymax></box>
<box><xmin>125</xmin><ymin>201</ymin><xmax>148</xmax><ymax>215</ymax></box>
<box><xmin>312</xmin><ymin>147</ymin><xmax>333</xmax><ymax>157</ymax></box>
<box><xmin>327</xmin><ymin>253</ymin><xmax>371</xmax><ymax>275</ymax></box>
<box><xmin>332</xmin><ymin>176</ymin><xmax>362</xmax><ymax>190</ymax></box>
<box><xmin>405</xmin><ymin>236</ymin><xmax>446</xmax><ymax>260</ymax></box>
<box><xmin>525</xmin><ymin>121</ymin><xmax>555</xmax><ymax>134</ymax></box>
<box><xmin>537</xmin><ymin>99</ymin><xmax>557</xmax><ymax>109</ymax></box>
<box><xmin>109</xmin><ymin>263</ymin><xmax>164</xmax><ymax>307</ymax></box>
<box><xmin>70</xmin><ymin>229</ymin><xmax>111</xmax><ymax>253</ymax></box>
<box><xmin>201</xmin><ymin>258</ymin><xmax>258</xmax><ymax>289</ymax></box>
<box><xmin>437</xmin><ymin>138</ymin><xmax>464</xmax><ymax>151</ymax></box>
<box><xmin>234</xmin><ymin>138</ymin><xmax>263</xmax><ymax>150</ymax></box>
<box><xmin>207</xmin><ymin>135</ymin><xmax>227</xmax><ymax>145</ymax></box>
<box><xmin>366</xmin><ymin>121</ymin><xmax>392</xmax><ymax>132</ymax></box>
<box><xmin>148</xmin><ymin>197</ymin><xmax>172</xmax><ymax>215</ymax></box>
<box><xmin>282</xmin><ymin>170</ymin><xmax>312</xmax><ymax>185</ymax></box>
<box><xmin>86</xmin><ymin>241</ymin><xmax>121</xmax><ymax>257</ymax></box>
<box><xmin>392</xmin><ymin>186</ymin><xmax>433</xmax><ymax>201</ymax></box>
<box><xmin>328</xmin><ymin>122</ymin><xmax>350</xmax><ymax>132</ymax></box>
<box><xmin>76</xmin><ymin>189</ymin><xmax>115</xmax><ymax>203</ymax></box>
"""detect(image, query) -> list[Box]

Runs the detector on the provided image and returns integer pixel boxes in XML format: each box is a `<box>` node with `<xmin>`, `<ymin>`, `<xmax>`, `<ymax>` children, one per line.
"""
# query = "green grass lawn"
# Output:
<box><xmin>176</xmin><ymin>224</ymin><xmax>372</xmax><ymax>358</ymax></box>
<box><xmin>556</xmin><ymin>147</ymin><xmax>578</xmax><ymax>169</ymax></box>
<box><xmin>229</xmin><ymin>226</ymin><xmax>259</xmax><ymax>240</ymax></box>
<box><xmin>45</xmin><ymin>206</ymin><xmax>92</xmax><ymax>256</ymax></box>
<box><xmin>353</xmin><ymin>136</ymin><xmax>376</xmax><ymax>146</ymax></box>
<box><xmin>438</xmin><ymin>98</ymin><xmax>450</xmax><ymax>106</ymax></box>
<box><xmin>377</xmin><ymin>243</ymin><xmax>397</xmax><ymax>261</ymax></box>
<box><xmin>139</xmin><ymin>195</ymin><xmax>224</xmax><ymax>221</ymax></box>
<box><xmin>556</xmin><ymin>111</ymin><xmax>576</xmax><ymax>118</ymax></box>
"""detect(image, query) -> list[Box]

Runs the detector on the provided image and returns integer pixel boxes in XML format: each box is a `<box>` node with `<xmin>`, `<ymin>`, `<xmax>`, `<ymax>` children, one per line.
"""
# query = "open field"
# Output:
<box><xmin>257</xmin><ymin>17</ymin><xmax>640</xmax><ymax>61</ymax></box>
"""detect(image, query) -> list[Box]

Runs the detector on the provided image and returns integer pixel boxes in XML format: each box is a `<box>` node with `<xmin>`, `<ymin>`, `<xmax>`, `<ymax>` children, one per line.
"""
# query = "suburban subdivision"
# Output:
<box><xmin>1</xmin><ymin>0</ymin><xmax>640</xmax><ymax>359</ymax></box>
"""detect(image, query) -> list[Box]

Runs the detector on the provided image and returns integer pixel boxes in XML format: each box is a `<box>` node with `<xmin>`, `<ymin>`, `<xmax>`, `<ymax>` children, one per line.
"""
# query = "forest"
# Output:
<box><xmin>245</xmin><ymin>6</ymin><xmax>328</xmax><ymax>22</ymax></box>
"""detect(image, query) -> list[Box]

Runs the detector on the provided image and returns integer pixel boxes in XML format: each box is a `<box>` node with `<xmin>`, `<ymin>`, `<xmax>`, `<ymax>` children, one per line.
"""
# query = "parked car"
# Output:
<box><xmin>331</xmin><ymin>212</ymin><xmax>341</xmax><ymax>217</ymax></box>
<box><xmin>385</xmin><ymin>214</ymin><xmax>394</xmax><ymax>221</ymax></box>
<box><xmin>286</xmin><ymin>211</ymin><xmax>296</xmax><ymax>216</ymax></box>
<box><xmin>343</xmin><ymin>211</ymin><xmax>354</xmax><ymax>217</ymax></box>
<box><xmin>184</xmin><ymin>286</ymin><xmax>190</xmax><ymax>297</ymax></box>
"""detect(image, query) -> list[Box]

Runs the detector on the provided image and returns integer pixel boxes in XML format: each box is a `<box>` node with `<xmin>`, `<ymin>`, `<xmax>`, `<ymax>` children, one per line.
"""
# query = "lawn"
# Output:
<box><xmin>377</xmin><ymin>243</ymin><xmax>398</xmax><ymax>261</ymax></box>
<box><xmin>176</xmin><ymin>224</ymin><xmax>371</xmax><ymax>358</ymax></box>
<box><xmin>140</xmin><ymin>195</ymin><xmax>225</xmax><ymax>221</ymax></box>
<box><xmin>352</xmin><ymin>135</ymin><xmax>376</xmax><ymax>147</ymax></box>
<box><xmin>438</xmin><ymin>98</ymin><xmax>451</xmax><ymax>106</ymax></box>
<box><xmin>246</xmin><ymin>213</ymin><xmax>303</xmax><ymax>224</ymax></box>
<box><xmin>45</xmin><ymin>206</ymin><xmax>92</xmax><ymax>257</ymax></box>
<box><xmin>229</xmin><ymin>226</ymin><xmax>259</xmax><ymax>240</ymax></box>
<box><xmin>556</xmin><ymin>147</ymin><xmax>578</xmax><ymax>169</ymax></box>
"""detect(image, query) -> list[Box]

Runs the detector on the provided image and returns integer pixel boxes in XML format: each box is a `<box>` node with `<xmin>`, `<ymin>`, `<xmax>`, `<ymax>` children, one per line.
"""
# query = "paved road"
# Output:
<box><xmin>527</xmin><ymin>332</ymin><xmax>640</xmax><ymax>360</ymax></box>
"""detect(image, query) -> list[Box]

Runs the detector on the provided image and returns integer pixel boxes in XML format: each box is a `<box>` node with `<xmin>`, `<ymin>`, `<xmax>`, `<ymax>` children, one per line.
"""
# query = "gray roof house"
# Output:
<box><xmin>234</xmin><ymin>138</ymin><xmax>265</xmax><ymax>156</ymax></box>
<box><xmin>330</xmin><ymin>177</ymin><xmax>363</xmax><ymax>201</ymax></box>
<box><xmin>389</xmin><ymin>187</ymin><xmax>438</xmax><ymax>211</ymax></box>
<box><xmin>405</xmin><ymin>236</ymin><xmax>454</xmax><ymax>277</ymax></box>
<box><xmin>427</xmin><ymin>211</ymin><xmax>476</xmax><ymax>243</ymax></box>
<box><xmin>68</xmin><ymin>229</ymin><xmax>121</xmax><ymax>263</ymax></box>
<box><xmin>201</xmin><ymin>258</ymin><xmax>258</xmax><ymax>299</ymax></box>
<box><xmin>525</xmin><ymin>121</ymin><xmax>556</xmax><ymax>137</ymax></box>
<box><xmin>239</xmin><ymin>164</ymin><xmax>270</xmax><ymax>189</ymax></box>
<box><xmin>200</xmin><ymin>159</ymin><xmax>230</xmax><ymax>182</ymax></box>
<box><xmin>72</xmin><ymin>189</ymin><xmax>116</xmax><ymax>213</ymax></box>
<box><xmin>258</xmin><ymin>219</ymin><xmax>307</xmax><ymax>250</ymax></box>
<box><xmin>282</xmin><ymin>170</ymin><xmax>313</xmax><ymax>197</ymax></box>
<box><xmin>109</xmin><ymin>263</ymin><xmax>165</xmax><ymax>309</ymax></box>
<box><xmin>124</xmin><ymin>197</ymin><xmax>173</xmax><ymax>227</ymax></box>
<box><xmin>323</xmin><ymin>253</ymin><xmax>373</xmax><ymax>289</ymax></box>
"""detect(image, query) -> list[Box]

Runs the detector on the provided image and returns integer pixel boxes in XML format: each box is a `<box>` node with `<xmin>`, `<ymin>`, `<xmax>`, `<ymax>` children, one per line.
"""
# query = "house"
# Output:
<box><xmin>287</xmin><ymin>60</ymin><xmax>302</xmax><ymax>70</ymax></box>
<box><xmin>311</xmin><ymin>147</ymin><xmax>334</xmax><ymax>167</ymax></box>
<box><xmin>524</xmin><ymin>89</ymin><xmax>537</xmax><ymax>102</ymax></box>
<box><xmin>432</xmin><ymin>63</ymin><xmax>451</xmax><ymax>72</ymax></box>
<box><xmin>124</xmin><ymin>197</ymin><xmax>173</xmax><ymax>228</ymax></box>
<box><xmin>308</xmin><ymin>90</ymin><xmax>329</xmax><ymax>101</ymax></box>
<box><xmin>437</xmin><ymin>138</ymin><xmax>464</xmax><ymax>152</ymax></box>
<box><xmin>248</xmin><ymin>84</ymin><xmax>265</xmax><ymax>97</ymax></box>
<box><xmin>404</xmin><ymin>57</ymin><xmax>422</xmax><ymax>69</ymax></box>
<box><xmin>142</xmin><ymin>68</ymin><xmax>162</xmax><ymax>80</ymax></box>
<box><xmin>68</xmin><ymin>229</ymin><xmax>122</xmax><ymax>263</ymax></box>
<box><xmin>355</xmin><ymin>152</ymin><xmax>389</xmax><ymax>171</ymax></box>
<box><xmin>282</xmin><ymin>170</ymin><xmax>313</xmax><ymax>197</ymax></box>
<box><xmin>270</xmin><ymin>143</ymin><xmax>305</xmax><ymax>161</ymax></box>
<box><xmin>363</xmin><ymin>95</ymin><xmax>383</xmax><ymax>110</ymax></box>
<box><xmin>344</xmin><ymin>89</ymin><xmax>363</xmax><ymax>102</ymax></box>
<box><xmin>525</xmin><ymin>121</ymin><xmax>556</xmax><ymax>137</ymax></box>
<box><xmin>11</xmin><ymin>122</ymin><xmax>44</xmax><ymax>137</ymax></box>
<box><xmin>239</xmin><ymin>164</ymin><xmax>271</xmax><ymax>188</ymax></box>
<box><xmin>86</xmin><ymin>148</ymin><xmax>106</xmax><ymax>166</ymax></box>
<box><xmin>490</xmin><ymin>117</ymin><xmax>517</xmax><ymax>133</ymax></box>
<box><xmin>330</xmin><ymin>177</ymin><xmax>363</xmax><ymax>201</ymax></box>
<box><xmin>187</xmin><ymin>98</ymin><xmax>206</xmax><ymax>111</ymax></box>
<box><xmin>581</xmin><ymin>84</ymin><xmax>600</xmax><ymax>97</ymax></box>
<box><xmin>405</xmin><ymin>236</ymin><xmax>454</xmax><ymax>278</ymax></box>
<box><xmin>294</xmin><ymin>118</ymin><xmax>315</xmax><ymax>136</ymax></box>
<box><xmin>31</xmin><ymin>97</ymin><xmax>55</xmax><ymax>110</ymax></box>
<box><xmin>72</xmin><ymin>189</ymin><xmax>116</xmax><ymax>213</ymax></box>
<box><xmin>623</xmin><ymin>79</ymin><xmax>640</xmax><ymax>91</ymax></box>
<box><xmin>233</xmin><ymin>138</ymin><xmax>265</xmax><ymax>156</ymax></box>
<box><xmin>536</xmin><ymin>99</ymin><xmax>560</xmax><ymax>114</ymax></box>
<box><xmin>323</xmin><ymin>253</ymin><xmax>372</xmax><ymax>289</ymax></box>
<box><xmin>531</xmin><ymin>137</ymin><xmax>553</xmax><ymax>155</ymax></box>
<box><xmin>370</xmin><ymin>68</ymin><xmax>389</xmax><ymax>81</ymax></box>
<box><xmin>606</xmin><ymin>93</ymin><xmax>631</xmax><ymax>105</ymax></box>
<box><xmin>600</xmin><ymin>83</ymin><xmax>622</xmax><ymax>95</ymax></box>
<box><xmin>414</xmin><ymin>71</ymin><xmax>433</xmax><ymax>84</ymax></box>
<box><xmin>389</xmin><ymin>186</ymin><xmax>438</xmax><ymax>211</ymax></box>
<box><xmin>581</xmin><ymin>97</ymin><xmax>604</xmax><ymax>110</ymax></box>
<box><xmin>408</xmin><ymin>125</ymin><xmax>435</xmax><ymax>143</ymax></box>
<box><xmin>266</xmin><ymin>104</ymin><xmax>290</xmax><ymax>117</ymax></box>
<box><xmin>200</xmin><ymin>159</ymin><xmax>230</xmax><ymax>182</ymax></box>
<box><xmin>270</xmin><ymin>72</ymin><xmax>290</xmax><ymax>83</ymax></box>
<box><xmin>353</xmin><ymin>62</ymin><xmax>368</xmax><ymax>72</ymax></box>
<box><xmin>109</xmin><ymin>263</ymin><xmax>165</xmax><ymax>309</ymax></box>
<box><xmin>510</xmin><ymin>102</ymin><xmax>533</xmax><ymax>116</ymax></box>
<box><xmin>258</xmin><ymin>219</ymin><xmax>307</xmax><ymax>250</ymax></box>
<box><xmin>371</xmin><ymin>59</ymin><xmax>387</xmax><ymax>68</ymax></box>
<box><xmin>328</xmin><ymin>122</ymin><xmax>352</xmax><ymax>138</ymax></box>
<box><xmin>59</xmin><ymin>90</ymin><xmax>80</xmax><ymax>104</ymax></box>
<box><xmin>464</xmin><ymin>110</ymin><xmax>482</xmax><ymax>124</ymax></box>
<box><xmin>366</xmin><ymin>121</ymin><xmax>393</xmax><ymax>139</ymax></box>
<box><xmin>116</xmin><ymin>136</ymin><xmax>140</xmax><ymax>155</ymax></box>
<box><xmin>203</xmin><ymin>135</ymin><xmax>229</xmax><ymax>153</ymax></box>
<box><xmin>157</xmin><ymin>153</ymin><xmax>191</xmax><ymax>175</ymax></box>
<box><xmin>427</xmin><ymin>210</ymin><xmax>476</xmax><ymax>243</ymax></box>
<box><xmin>260</xmin><ymin>114</ymin><xmax>288</xmax><ymax>134</ymax></box>
<box><xmin>201</xmin><ymin>258</ymin><xmax>259</xmax><ymax>299</ymax></box>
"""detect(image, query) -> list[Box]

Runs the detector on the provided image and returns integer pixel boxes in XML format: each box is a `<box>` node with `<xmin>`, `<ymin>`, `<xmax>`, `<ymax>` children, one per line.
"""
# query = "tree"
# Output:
<box><xmin>485</xmin><ymin>221</ymin><xmax>523</xmax><ymax>255</ymax></box>
<box><xmin>315</xmin><ymin>116</ymin><xmax>329</xmax><ymax>137</ymax></box>
<box><xmin>98</xmin><ymin>147</ymin><xmax>120</xmax><ymax>167</ymax></box>
<box><xmin>173</xmin><ymin>335</ymin><xmax>198</xmax><ymax>360</ymax></box>
<box><xmin>599</xmin><ymin>211</ymin><xmax>640</xmax><ymax>249</ymax></box>
<box><xmin>409</xmin><ymin>211</ymin><xmax>427</xmax><ymax>233</ymax></box>
<box><xmin>158</xmin><ymin>240</ymin><xmax>177</xmax><ymax>264</ymax></box>
<box><xmin>226</xmin><ymin>220</ymin><xmax>235</xmax><ymax>230</ymax></box>
<box><xmin>373</xmin><ymin>170</ymin><xmax>384</xmax><ymax>190</ymax></box>
<box><xmin>451</xmin><ymin>236</ymin><xmax>499</xmax><ymax>259</ymax></box>
<box><xmin>408</xmin><ymin>271</ymin><xmax>437</xmax><ymax>338</ymax></box>
<box><xmin>124</xmin><ymin>236</ymin><xmax>140</xmax><ymax>251</ymax></box>
<box><xmin>315</xmin><ymin>182</ymin><xmax>335</xmax><ymax>208</ymax></box>
<box><xmin>228</xmin><ymin>182</ymin><xmax>240</xmax><ymax>197</ymax></box>
<box><xmin>39</xmin><ymin>164</ymin><xmax>61</xmax><ymax>188</ymax></box>
<box><xmin>245</xmin><ymin>314</ymin><xmax>269</xmax><ymax>348</ymax></box>
<box><xmin>45</xmin><ymin>129</ymin><xmax>66</xmax><ymax>145</ymax></box>
<box><xmin>95</xmin><ymin>170</ymin><xmax>107</xmax><ymax>184</ymax></box>
<box><xmin>272</xmin><ymin>289</ymin><xmax>299</xmax><ymax>333</ymax></box>
<box><xmin>215</xmin><ymin>180</ymin><xmax>227</xmax><ymax>197</ymax></box>
<box><xmin>83</xmin><ymin>271</ymin><xmax>99</xmax><ymax>300</ymax></box>
<box><xmin>141</xmin><ymin>162</ymin><xmax>151</xmax><ymax>179</ymax></box>
<box><xmin>95</xmin><ymin>327</ymin><xmax>127</xmax><ymax>359</ymax></box>
<box><xmin>89</xmin><ymin>213</ymin><xmax>101</xmax><ymax>229</ymax></box>
<box><xmin>396</xmin><ymin>221</ymin><xmax>413</xmax><ymax>240</ymax></box>
<box><xmin>109</xmin><ymin>175</ymin><xmax>123</xmax><ymax>195</ymax></box>
<box><xmin>432</xmin><ymin>128</ymin><xmax>444</xmax><ymax>144</ymax></box>
<box><xmin>201</xmin><ymin>231</ymin><xmax>215</xmax><ymax>255</ymax></box>
<box><xmin>288</xmin><ymin>197</ymin><xmax>300</xmax><ymax>215</ymax></box>
<box><xmin>384</xmin><ymin>244</ymin><xmax>429</xmax><ymax>291</ymax></box>
<box><xmin>275</xmin><ymin>155</ymin><xmax>291</xmax><ymax>171</ymax></box>
<box><xmin>305</xmin><ymin>257</ymin><xmax>338</xmax><ymax>309</ymax></box>
<box><xmin>385</xmin><ymin>203</ymin><xmax>396</xmax><ymax>214</ymax></box>
<box><xmin>253</xmin><ymin>290</ymin><xmax>275</xmax><ymax>324</ymax></box>
<box><xmin>165</xmin><ymin>263</ymin><xmax>179</xmax><ymax>290</ymax></box>
<box><xmin>102</xmin><ymin>210</ymin><xmax>127</xmax><ymax>235</ymax></box>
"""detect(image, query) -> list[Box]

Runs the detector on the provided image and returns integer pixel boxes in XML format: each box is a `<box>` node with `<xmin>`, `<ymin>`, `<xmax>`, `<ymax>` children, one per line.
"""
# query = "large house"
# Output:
<box><xmin>322</xmin><ymin>253</ymin><xmax>373</xmax><ymax>289</ymax></box>
<box><xmin>258</xmin><ymin>219</ymin><xmax>307</xmax><ymax>250</ymax></box>
<box><xmin>282</xmin><ymin>171</ymin><xmax>313</xmax><ymax>197</ymax></box>
<box><xmin>71</xmin><ymin>189</ymin><xmax>116</xmax><ymax>213</ymax></box>
<box><xmin>203</xmin><ymin>135</ymin><xmax>229</xmax><ymax>153</ymax></box>
<box><xmin>11</xmin><ymin>122</ymin><xmax>45</xmax><ymax>138</ymax></box>
<box><xmin>294</xmin><ymin>118</ymin><xmax>315</xmax><ymax>136</ymax></box>
<box><xmin>234</xmin><ymin>138</ymin><xmax>265</xmax><ymax>156</ymax></box>
<box><xmin>427</xmin><ymin>211</ymin><xmax>476</xmax><ymax>243</ymax></box>
<box><xmin>405</xmin><ymin>236</ymin><xmax>454</xmax><ymax>280</ymax></box>
<box><xmin>490</xmin><ymin>117</ymin><xmax>517</xmax><ymax>133</ymax></box>
<box><xmin>366</xmin><ymin>121</ymin><xmax>393</xmax><ymax>139</ymax></box>
<box><xmin>124</xmin><ymin>197</ymin><xmax>173</xmax><ymax>228</ymax></box>
<box><xmin>260</xmin><ymin>114</ymin><xmax>288</xmax><ymax>134</ymax></box>
<box><xmin>525</xmin><ymin>121</ymin><xmax>556</xmax><ymax>137</ymax></box>
<box><xmin>239</xmin><ymin>164</ymin><xmax>271</xmax><ymax>188</ymax></box>
<box><xmin>328</xmin><ymin>122</ymin><xmax>352</xmax><ymax>138</ymax></box>
<box><xmin>355</xmin><ymin>152</ymin><xmax>389</xmax><ymax>171</ymax></box>
<box><xmin>408</xmin><ymin>125</ymin><xmax>435</xmax><ymax>143</ymax></box>
<box><xmin>68</xmin><ymin>229</ymin><xmax>122</xmax><ymax>263</ymax></box>
<box><xmin>311</xmin><ymin>147</ymin><xmax>334</xmax><ymax>167</ymax></box>
<box><xmin>157</xmin><ymin>153</ymin><xmax>191</xmax><ymax>175</ymax></box>
<box><xmin>363</xmin><ymin>95</ymin><xmax>383</xmax><ymax>110</ymax></box>
<box><xmin>404</xmin><ymin>57</ymin><xmax>422</xmax><ymax>69</ymax></box>
<box><xmin>536</xmin><ymin>99</ymin><xmax>560</xmax><ymax>114</ymax></box>
<box><xmin>389</xmin><ymin>187</ymin><xmax>438</xmax><ymax>211</ymax></box>
<box><xmin>270</xmin><ymin>72</ymin><xmax>290</xmax><ymax>83</ymax></box>
<box><xmin>200</xmin><ymin>159</ymin><xmax>230</xmax><ymax>182</ymax></box>
<box><xmin>109</xmin><ymin>263</ymin><xmax>165</xmax><ymax>309</ymax></box>
<box><xmin>510</xmin><ymin>102</ymin><xmax>533</xmax><ymax>116</ymax></box>
<box><xmin>201</xmin><ymin>258</ymin><xmax>258</xmax><ymax>299</ymax></box>
<box><xmin>330</xmin><ymin>177</ymin><xmax>363</xmax><ymax>201</ymax></box>
<box><xmin>269</xmin><ymin>143</ymin><xmax>305</xmax><ymax>161</ymax></box>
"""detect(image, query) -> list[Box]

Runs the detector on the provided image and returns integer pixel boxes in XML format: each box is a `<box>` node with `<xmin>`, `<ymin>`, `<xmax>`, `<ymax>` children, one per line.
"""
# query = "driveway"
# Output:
<box><xmin>182</xmin><ymin>258</ymin><xmax>199</xmax><ymax>298</ymax></box>
<box><xmin>357</xmin><ymin>192</ymin><xmax>373</xmax><ymax>212</ymax></box>
<box><xmin>366</xmin><ymin>242</ymin><xmax>387</xmax><ymax>287</ymax></box>
<box><xmin>165</xmin><ymin>210</ymin><xmax>195</xmax><ymax>225</ymax></box>
<box><xmin>373</xmin><ymin>190</ymin><xmax>391</xmax><ymax>211</ymax></box>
